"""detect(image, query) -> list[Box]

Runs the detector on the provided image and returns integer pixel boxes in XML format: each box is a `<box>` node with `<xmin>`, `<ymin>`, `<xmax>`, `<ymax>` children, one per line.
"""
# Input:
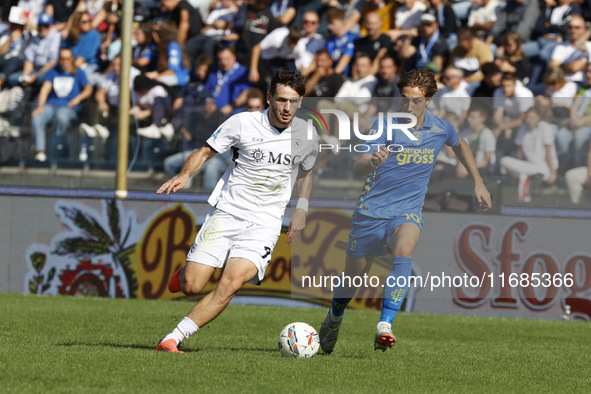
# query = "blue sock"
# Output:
<box><xmin>331</xmin><ymin>297</ymin><xmax>352</xmax><ymax>317</ymax></box>
<box><xmin>379</xmin><ymin>257</ymin><xmax>412</xmax><ymax>324</ymax></box>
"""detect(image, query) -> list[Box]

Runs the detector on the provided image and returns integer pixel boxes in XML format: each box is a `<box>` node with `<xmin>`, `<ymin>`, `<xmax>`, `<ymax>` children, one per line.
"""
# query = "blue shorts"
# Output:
<box><xmin>346</xmin><ymin>209</ymin><xmax>423</xmax><ymax>258</ymax></box>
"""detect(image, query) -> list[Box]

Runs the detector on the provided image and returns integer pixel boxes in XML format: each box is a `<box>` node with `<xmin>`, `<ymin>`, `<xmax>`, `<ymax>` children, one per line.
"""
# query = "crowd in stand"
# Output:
<box><xmin>0</xmin><ymin>0</ymin><xmax>590</xmax><ymax>204</ymax></box>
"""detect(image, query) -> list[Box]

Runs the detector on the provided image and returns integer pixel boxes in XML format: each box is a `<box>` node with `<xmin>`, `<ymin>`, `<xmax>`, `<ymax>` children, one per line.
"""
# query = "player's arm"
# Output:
<box><xmin>452</xmin><ymin>137</ymin><xmax>492</xmax><ymax>211</ymax></box>
<box><xmin>157</xmin><ymin>144</ymin><xmax>218</xmax><ymax>195</ymax></box>
<box><xmin>287</xmin><ymin>168</ymin><xmax>314</xmax><ymax>245</ymax></box>
<box><xmin>353</xmin><ymin>147</ymin><xmax>390</xmax><ymax>177</ymax></box>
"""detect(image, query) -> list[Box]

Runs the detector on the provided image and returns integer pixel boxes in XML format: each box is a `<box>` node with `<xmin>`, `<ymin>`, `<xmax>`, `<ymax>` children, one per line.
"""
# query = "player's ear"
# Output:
<box><xmin>297</xmin><ymin>97</ymin><xmax>302</xmax><ymax>109</ymax></box>
<box><xmin>266</xmin><ymin>92</ymin><xmax>272</xmax><ymax>105</ymax></box>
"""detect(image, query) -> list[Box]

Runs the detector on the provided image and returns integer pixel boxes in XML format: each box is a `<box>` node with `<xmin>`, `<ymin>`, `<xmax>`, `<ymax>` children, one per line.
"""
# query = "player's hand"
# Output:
<box><xmin>370</xmin><ymin>147</ymin><xmax>390</xmax><ymax>168</ymax></box>
<box><xmin>474</xmin><ymin>183</ymin><xmax>492</xmax><ymax>211</ymax></box>
<box><xmin>157</xmin><ymin>174</ymin><xmax>189</xmax><ymax>195</ymax></box>
<box><xmin>287</xmin><ymin>209</ymin><xmax>307</xmax><ymax>245</ymax></box>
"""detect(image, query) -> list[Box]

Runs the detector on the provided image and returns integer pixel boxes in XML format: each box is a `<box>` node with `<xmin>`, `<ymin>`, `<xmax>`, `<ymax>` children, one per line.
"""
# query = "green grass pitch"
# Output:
<box><xmin>0</xmin><ymin>293</ymin><xmax>589</xmax><ymax>393</ymax></box>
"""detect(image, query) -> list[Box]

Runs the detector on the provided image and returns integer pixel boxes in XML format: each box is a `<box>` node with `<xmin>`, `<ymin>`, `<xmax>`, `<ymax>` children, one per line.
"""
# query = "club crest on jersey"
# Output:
<box><xmin>252</xmin><ymin>148</ymin><xmax>266</xmax><ymax>163</ymax></box>
<box><xmin>409</xmin><ymin>131</ymin><xmax>423</xmax><ymax>145</ymax></box>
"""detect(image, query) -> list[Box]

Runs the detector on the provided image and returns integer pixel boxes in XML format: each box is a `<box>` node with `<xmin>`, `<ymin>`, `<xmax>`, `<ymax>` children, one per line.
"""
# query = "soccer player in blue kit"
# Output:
<box><xmin>319</xmin><ymin>68</ymin><xmax>492</xmax><ymax>353</ymax></box>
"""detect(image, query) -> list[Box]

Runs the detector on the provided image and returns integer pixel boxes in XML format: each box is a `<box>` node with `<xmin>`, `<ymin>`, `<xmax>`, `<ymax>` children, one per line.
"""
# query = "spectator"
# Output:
<box><xmin>248</xmin><ymin>25</ymin><xmax>302</xmax><ymax>84</ymax></box>
<box><xmin>427</xmin><ymin>0</ymin><xmax>459</xmax><ymax>49</ymax></box>
<box><xmin>373</xmin><ymin>55</ymin><xmax>400</xmax><ymax>99</ymax></box>
<box><xmin>439</xmin><ymin>66</ymin><xmax>471</xmax><ymax>126</ymax></box>
<box><xmin>270</xmin><ymin>0</ymin><xmax>296</xmax><ymax>25</ymax></box>
<box><xmin>549</xmin><ymin>15</ymin><xmax>591</xmax><ymax>85</ymax></box>
<box><xmin>500</xmin><ymin>106</ymin><xmax>559</xmax><ymax>202</ymax></box>
<box><xmin>467</xmin><ymin>0</ymin><xmax>500</xmax><ymax>40</ymax></box>
<box><xmin>294</xmin><ymin>11</ymin><xmax>325</xmax><ymax>76</ymax></box>
<box><xmin>318</xmin><ymin>53</ymin><xmax>377</xmax><ymax>142</ymax></box>
<box><xmin>410</xmin><ymin>13</ymin><xmax>448</xmax><ymax>72</ymax></box>
<box><xmin>75</xmin><ymin>0</ymin><xmax>109</xmax><ymax>31</ymax></box>
<box><xmin>167</xmin><ymin>53</ymin><xmax>213</xmax><ymax>136</ymax></box>
<box><xmin>201</xmin><ymin>0</ymin><xmax>239</xmax><ymax>44</ymax></box>
<box><xmin>450</xmin><ymin>28</ymin><xmax>492</xmax><ymax>84</ymax></box>
<box><xmin>162</xmin><ymin>55</ymin><xmax>220</xmax><ymax>187</ymax></box>
<box><xmin>487</xmin><ymin>0</ymin><xmax>541</xmax><ymax>47</ymax></box>
<box><xmin>359</xmin><ymin>0</ymin><xmax>398</xmax><ymax>35</ymax></box>
<box><xmin>492</xmin><ymin>72</ymin><xmax>535</xmax><ymax>159</ymax></box>
<box><xmin>78</xmin><ymin>55</ymin><xmax>140</xmax><ymax>160</ymax></box>
<box><xmin>564</xmin><ymin>138</ymin><xmax>591</xmax><ymax>204</ymax></box>
<box><xmin>325</xmin><ymin>7</ymin><xmax>356</xmax><ymax>75</ymax></box>
<box><xmin>44</xmin><ymin>0</ymin><xmax>78</xmax><ymax>34</ymax></box>
<box><xmin>494</xmin><ymin>31</ymin><xmax>534</xmax><ymax>85</ymax></box>
<box><xmin>160</xmin><ymin>0</ymin><xmax>222</xmax><ymax>62</ymax></box>
<box><xmin>12</xmin><ymin>13</ymin><xmax>60</xmax><ymax>91</ymax></box>
<box><xmin>472</xmin><ymin>62</ymin><xmax>502</xmax><ymax>97</ymax></box>
<box><xmin>552</xmin><ymin>63</ymin><xmax>591</xmax><ymax>167</ymax></box>
<box><xmin>234</xmin><ymin>0</ymin><xmax>277</xmax><ymax>72</ymax></box>
<box><xmin>147</xmin><ymin>20</ymin><xmax>191</xmax><ymax>88</ymax></box>
<box><xmin>63</xmin><ymin>11</ymin><xmax>102</xmax><ymax>86</ymax></box>
<box><xmin>15</xmin><ymin>0</ymin><xmax>44</xmax><ymax>30</ymax></box>
<box><xmin>132</xmin><ymin>74</ymin><xmax>174</xmax><ymax>141</ymax></box>
<box><xmin>204</xmin><ymin>47</ymin><xmax>251</xmax><ymax>117</ymax></box>
<box><xmin>0</xmin><ymin>9</ymin><xmax>27</xmax><ymax>89</ymax></box>
<box><xmin>390</xmin><ymin>34</ymin><xmax>417</xmax><ymax>75</ymax></box>
<box><xmin>354</xmin><ymin>11</ymin><xmax>392</xmax><ymax>76</ymax></box>
<box><xmin>388</xmin><ymin>0</ymin><xmax>427</xmax><ymax>41</ymax></box>
<box><xmin>31</xmin><ymin>46</ymin><xmax>92</xmax><ymax>162</ymax></box>
<box><xmin>324</xmin><ymin>0</ymin><xmax>365</xmax><ymax>34</ymax></box>
<box><xmin>527</xmin><ymin>0</ymin><xmax>582</xmax><ymax>63</ymax></box>
<box><xmin>304</xmin><ymin>48</ymin><xmax>345</xmax><ymax>97</ymax></box>
<box><xmin>457</xmin><ymin>105</ymin><xmax>496</xmax><ymax>178</ymax></box>
<box><xmin>245</xmin><ymin>87</ymin><xmax>266</xmax><ymax>111</ymax></box>
<box><xmin>131</xmin><ymin>22</ymin><xmax>158</xmax><ymax>73</ymax></box>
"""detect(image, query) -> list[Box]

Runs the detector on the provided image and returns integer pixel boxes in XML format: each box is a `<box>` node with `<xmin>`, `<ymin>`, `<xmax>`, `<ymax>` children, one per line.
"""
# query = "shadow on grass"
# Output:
<box><xmin>57</xmin><ymin>341</ymin><xmax>199</xmax><ymax>353</ymax></box>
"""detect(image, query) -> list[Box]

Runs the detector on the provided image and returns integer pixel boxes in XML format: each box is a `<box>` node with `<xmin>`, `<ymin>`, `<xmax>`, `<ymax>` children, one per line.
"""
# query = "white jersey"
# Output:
<box><xmin>206</xmin><ymin>109</ymin><xmax>319</xmax><ymax>228</ymax></box>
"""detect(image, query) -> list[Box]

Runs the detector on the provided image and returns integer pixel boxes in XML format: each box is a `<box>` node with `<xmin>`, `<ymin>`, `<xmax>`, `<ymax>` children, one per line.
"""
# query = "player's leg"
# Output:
<box><xmin>186</xmin><ymin>257</ymin><xmax>258</xmax><ymax>327</ymax></box>
<box><xmin>375</xmin><ymin>221</ymin><xmax>421</xmax><ymax>351</ymax></box>
<box><xmin>157</xmin><ymin>263</ymin><xmax>216</xmax><ymax>353</ymax></box>
<box><xmin>320</xmin><ymin>255</ymin><xmax>374</xmax><ymax>354</ymax></box>
<box><xmin>158</xmin><ymin>258</ymin><xmax>257</xmax><ymax>353</ymax></box>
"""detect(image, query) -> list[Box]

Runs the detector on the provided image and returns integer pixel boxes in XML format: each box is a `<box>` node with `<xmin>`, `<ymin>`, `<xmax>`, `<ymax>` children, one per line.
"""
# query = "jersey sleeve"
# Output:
<box><xmin>362</xmin><ymin>117</ymin><xmax>388</xmax><ymax>154</ymax></box>
<box><xmin>444</xmin><ymin>119</ymin><xmax>460</xmax><ymax>147</ymax></box>
<box><xmin>300</xmin><ymin>127</ymin><xmax>319</xmax><ymax>171</ymax></box>
<box><xmin>206</xmin><ymin>115</ymin><xmax>241</xmax><ymax>154</ymax></box>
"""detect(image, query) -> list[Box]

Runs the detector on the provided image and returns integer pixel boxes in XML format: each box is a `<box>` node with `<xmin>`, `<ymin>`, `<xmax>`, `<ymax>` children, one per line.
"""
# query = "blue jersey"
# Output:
<box><xmin>355</xmin><ymin>112</ymin><xmax>459</xmax><ymax>218</ymax></box>
<box><xmin>326</xmin><ymin>31</ymin><xmax>356</xmax><ymax>75</ymax></box>
<box><xmin>45</xmin><ymin>66</ymin><xmax>89</xmax><ymax>111</ymax></box>
<box><xmin>167</xmin><ymin>41</ymin><xmax>190</xmax><ymax>86</ymax></box>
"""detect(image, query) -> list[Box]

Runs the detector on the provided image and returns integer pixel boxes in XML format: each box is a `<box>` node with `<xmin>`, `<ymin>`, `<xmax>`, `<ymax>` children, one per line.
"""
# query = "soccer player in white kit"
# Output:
<box><xmin>155</xmin><ymin>71</ymin><xmax>318</xmax><ymax>353</ymax></box>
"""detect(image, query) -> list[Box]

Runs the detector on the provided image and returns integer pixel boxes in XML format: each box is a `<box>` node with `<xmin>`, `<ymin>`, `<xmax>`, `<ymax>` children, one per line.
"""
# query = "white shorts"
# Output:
<box><xmin>187</xmin><ymin>208</ymin><xmax>281</xmax><ymax>285</ymax></box>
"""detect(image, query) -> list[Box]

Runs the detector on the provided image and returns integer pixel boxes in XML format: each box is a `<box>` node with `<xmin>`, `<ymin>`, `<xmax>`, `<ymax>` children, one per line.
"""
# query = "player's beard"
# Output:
<box><xmin>273</xmin><ymin>108</ymin><xmax>293</xmax><ymax>127</ymax></box>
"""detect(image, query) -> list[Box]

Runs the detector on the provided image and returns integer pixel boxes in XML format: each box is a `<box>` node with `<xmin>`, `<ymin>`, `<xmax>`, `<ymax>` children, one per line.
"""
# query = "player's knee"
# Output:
<box><xmin>394</xmin><ymin>244</ymin><xmax>415</xmax><ymax>258</ymax></box>
<box><xmin>181</xmin><ymin>280</ymin><xmax>205</xmax><ymax>295</ymax></box>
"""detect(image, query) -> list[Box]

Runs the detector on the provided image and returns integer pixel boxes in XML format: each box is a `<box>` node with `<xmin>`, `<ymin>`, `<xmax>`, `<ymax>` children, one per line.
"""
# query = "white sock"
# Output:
<box><xmin>377</xmin><ymin>321</ymin><xmax>392</xmax><ymax>329</ymax></box>
<box><xmin>163</xmin><ymin>317</ymin><xmax>199</xmax><ymax>345</ymax></box>
<box><xmin>330</xmin><ymin>308</ymin><xmax>344</xmax><ymax>322</ymax></box>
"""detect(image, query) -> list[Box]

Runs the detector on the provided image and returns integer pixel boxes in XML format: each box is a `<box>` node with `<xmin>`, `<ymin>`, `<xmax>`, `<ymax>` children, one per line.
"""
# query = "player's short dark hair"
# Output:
<box><xmin>269</xmin><ymin>71</ymin><xmax>307</xmax><ymax>97</ymax></box>
<box><xmin>397</xmin><ymin>68</ymin><xmax>438</xmax><ymax>98</ymax></box>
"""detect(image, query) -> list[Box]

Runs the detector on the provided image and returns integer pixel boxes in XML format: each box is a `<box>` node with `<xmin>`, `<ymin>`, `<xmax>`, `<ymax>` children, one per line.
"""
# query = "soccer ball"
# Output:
<box><xmin>278</xmin><ymin>322</ymin><xmax>319</xmax><ymax>358</ymax></box>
